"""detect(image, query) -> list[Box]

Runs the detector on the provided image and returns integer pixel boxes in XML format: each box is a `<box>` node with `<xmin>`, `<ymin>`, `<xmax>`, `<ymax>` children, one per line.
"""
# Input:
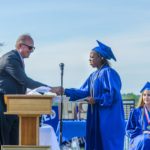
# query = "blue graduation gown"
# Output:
<box><xmin>126</xmin><ymin>107</ymin><xmax>150</xmax><ymax>150</ymax></box>
<box><xmin>65</xmin><ymin>65</ymin><xmax>125</xmax><ymax>150</ymax></box>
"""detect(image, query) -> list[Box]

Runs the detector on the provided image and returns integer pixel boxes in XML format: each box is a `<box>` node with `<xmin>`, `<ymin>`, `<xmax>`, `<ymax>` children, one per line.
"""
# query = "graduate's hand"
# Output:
<box><xmin>86</xmin><ymin>97</ymin><xmax>95</xmax><ymax>104</ymax></box>
<box><xmin>50</xmin><ymin>86</ymin><xmax>64</xmax><ymax>95</ymax></box>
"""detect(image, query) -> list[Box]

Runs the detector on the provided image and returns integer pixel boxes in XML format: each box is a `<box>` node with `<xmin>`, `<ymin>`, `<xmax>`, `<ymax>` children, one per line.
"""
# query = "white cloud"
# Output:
<box><xmin>1</xmin><ymin>0</ymin><xmax>150</xmax><ymax>94</ymax></box>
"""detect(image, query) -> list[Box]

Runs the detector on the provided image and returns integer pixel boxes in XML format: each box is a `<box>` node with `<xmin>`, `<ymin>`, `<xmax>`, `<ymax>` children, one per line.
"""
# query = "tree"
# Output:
<box><xmin>122</xmin><ymin>93</ymin><xmax>140</xmax><ymax>106</ymax></box>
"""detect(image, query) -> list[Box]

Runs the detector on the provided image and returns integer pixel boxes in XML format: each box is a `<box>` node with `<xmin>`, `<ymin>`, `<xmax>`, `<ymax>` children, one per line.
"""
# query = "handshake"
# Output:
<box><xmin>50</xmin><ymin>86</ymin><xmax>64</xmax><ymax>95</ymax></box>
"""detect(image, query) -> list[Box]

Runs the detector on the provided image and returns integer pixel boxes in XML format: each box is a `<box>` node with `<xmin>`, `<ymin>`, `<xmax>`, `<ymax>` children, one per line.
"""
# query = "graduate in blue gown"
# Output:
<box><xmin>126</xmin><ymin>82</ymin><xmax>150</xmax><ymax>150</ymax></box>
<box><xmin>62</xmin><ymin>40</ymin><xmax>125</xmax><ymax>150</ymax></box>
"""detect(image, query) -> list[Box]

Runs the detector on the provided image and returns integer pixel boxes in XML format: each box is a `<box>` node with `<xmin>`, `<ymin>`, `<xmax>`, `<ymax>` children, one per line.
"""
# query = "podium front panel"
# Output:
<box><xmin>4</xmin><ymin>95</ymin><xmax>53</xmax><ymax>115</ymax></box>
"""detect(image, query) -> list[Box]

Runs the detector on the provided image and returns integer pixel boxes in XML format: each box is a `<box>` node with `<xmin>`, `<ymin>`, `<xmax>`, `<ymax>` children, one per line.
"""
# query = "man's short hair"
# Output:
<box><xmin>15</xmin><ymin>34</ymin><xmax>33</xmax><ymax>49</ymax></box>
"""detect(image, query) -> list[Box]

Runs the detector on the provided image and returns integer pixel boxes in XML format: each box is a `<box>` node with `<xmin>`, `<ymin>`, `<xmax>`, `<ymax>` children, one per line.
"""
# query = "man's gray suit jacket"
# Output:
<box><xmin>0</xmin><ymin>50</ymin><xmax>47</xmax><ymax>111</ymax></box>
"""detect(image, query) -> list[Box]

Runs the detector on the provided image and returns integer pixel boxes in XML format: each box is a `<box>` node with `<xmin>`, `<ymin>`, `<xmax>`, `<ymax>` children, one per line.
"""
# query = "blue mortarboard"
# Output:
<box><xmin>140</xmin><ymin>81</ymin><xmax>150</xmax><ymax>93</ymax></box>
<box><xmin>92</xmin><ymin>40</ymin><xmax>117</xmax><ymax>61</ymax></box>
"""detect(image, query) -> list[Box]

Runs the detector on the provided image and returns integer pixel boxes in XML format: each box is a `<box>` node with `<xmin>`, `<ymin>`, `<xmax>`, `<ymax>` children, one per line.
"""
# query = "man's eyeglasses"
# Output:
<box><xmin>22</xmin><ymin>43</ymin><xmax>35</xmax><ymax>52</ymax></box>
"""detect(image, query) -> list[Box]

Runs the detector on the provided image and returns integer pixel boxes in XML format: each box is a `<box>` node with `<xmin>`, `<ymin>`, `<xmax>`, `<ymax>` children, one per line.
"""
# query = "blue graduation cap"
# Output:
<box><xmin>140</xmin><ymin>81</ymin><xmax>150</xmax><ymax>93</ymax></box>
<box><xmin>92</xmin><ymin>40</ymin><xmax>117</xmax><ymax>61</ymax></box>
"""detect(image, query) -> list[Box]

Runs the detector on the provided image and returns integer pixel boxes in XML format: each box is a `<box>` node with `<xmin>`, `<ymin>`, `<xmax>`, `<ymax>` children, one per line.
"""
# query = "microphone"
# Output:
<box><xmin>59</xmin><ymin>63</ymin><xmax>64</xmax><ymax>76</ymax></box>
<box><xmin>59</xmin><ymin>63</ymin><xmax>64</xmax><ymax>70</ymax></box>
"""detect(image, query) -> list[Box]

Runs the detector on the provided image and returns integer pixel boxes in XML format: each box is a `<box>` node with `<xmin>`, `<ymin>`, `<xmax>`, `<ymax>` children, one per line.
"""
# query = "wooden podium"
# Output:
<box><xmin>4</xmin><ymin>95</ymin><xmax>53</xmax><ymax>147</ymax></box>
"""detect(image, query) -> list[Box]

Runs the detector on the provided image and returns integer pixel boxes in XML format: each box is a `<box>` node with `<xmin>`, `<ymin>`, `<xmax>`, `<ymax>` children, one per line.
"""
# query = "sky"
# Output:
<box><xmin>0</xmin><ymin>0</ymin><xmax>150</xmax><ymax>94</ymax></box>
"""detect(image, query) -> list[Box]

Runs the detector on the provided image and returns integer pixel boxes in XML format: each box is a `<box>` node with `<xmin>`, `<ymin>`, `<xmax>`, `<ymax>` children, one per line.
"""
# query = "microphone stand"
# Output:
<box><xmin>59</xmin><ymin>63</ymin><xmax>64</xmax><ymax>147</ymax></box>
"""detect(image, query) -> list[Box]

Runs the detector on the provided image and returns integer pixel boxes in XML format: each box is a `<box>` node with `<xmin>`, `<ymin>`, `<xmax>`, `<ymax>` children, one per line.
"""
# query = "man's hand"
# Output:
<box><xmin>86</xmin><ymin>97</ymin><xmax>95</xmax><ymax>104</ymax></box>
<box><xmin>50</xmin><ymin>86</ymin><xmax>64</xmax><ymax>95</ymax></box>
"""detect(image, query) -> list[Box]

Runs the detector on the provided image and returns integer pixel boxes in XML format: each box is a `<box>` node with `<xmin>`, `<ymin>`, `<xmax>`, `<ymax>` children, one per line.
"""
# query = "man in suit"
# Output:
<box><xmin>0</xmin><ymin>34</ymin><xmax>60</xmax><ymax>145</ymax></box>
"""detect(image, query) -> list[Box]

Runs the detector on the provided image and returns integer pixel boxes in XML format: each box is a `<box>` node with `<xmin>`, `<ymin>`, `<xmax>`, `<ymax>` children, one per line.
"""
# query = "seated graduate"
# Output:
<box><xmin>126</xmin><ymin>82</ymin><xmax>150</xmax><ymax>150</ymax></box>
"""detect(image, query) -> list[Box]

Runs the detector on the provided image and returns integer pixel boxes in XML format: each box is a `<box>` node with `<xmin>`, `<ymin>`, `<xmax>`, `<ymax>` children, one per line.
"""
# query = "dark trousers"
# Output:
<box><xmin>0</xmin><ymin>95</ymin><xmax>19</xmax><ymax>146</ymax></box>
<box><xmin>0</xmin><ymin>114</ymin><xmax>19</xmax><ymax>145</ymax></box>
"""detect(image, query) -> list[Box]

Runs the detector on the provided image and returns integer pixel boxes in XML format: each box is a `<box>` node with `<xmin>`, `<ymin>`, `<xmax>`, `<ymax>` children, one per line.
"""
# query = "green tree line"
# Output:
<box><xmin>122</xmin><ymin>93</ymin><xmax>140</xmax><ymax>107</ymax></box>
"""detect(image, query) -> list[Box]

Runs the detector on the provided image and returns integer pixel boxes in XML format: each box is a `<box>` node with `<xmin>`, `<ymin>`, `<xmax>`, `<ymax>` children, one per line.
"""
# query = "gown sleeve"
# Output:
<box><xmin>64</xmin><ymin>75</ymin><xmax>91</xmax><ymax>101</ymax></box>
<box><xmin>126</xmin><ymin>108</ymin><xmax>143</xmax><ymax>139</ymax></box>
<box><xmin>94</xmin><ymin>68</ymin><xmax>122</xmax><ymax>107</ymax></box>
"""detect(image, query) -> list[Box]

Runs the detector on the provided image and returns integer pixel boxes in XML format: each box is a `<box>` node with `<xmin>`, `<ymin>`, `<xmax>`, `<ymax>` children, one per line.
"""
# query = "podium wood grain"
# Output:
<box><xmin>4</xmin><ymin>95</ymin><xmax>53</xmax><ymax>146</ymax></box>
